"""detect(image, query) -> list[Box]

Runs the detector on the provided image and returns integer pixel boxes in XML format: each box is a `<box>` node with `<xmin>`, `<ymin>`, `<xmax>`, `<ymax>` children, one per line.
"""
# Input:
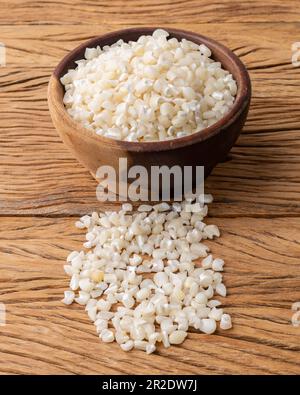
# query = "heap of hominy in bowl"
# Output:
<box><xmin>61</xmin><ymin>29</ymin><xmax>237</xmax><ymax>142</ymax></box>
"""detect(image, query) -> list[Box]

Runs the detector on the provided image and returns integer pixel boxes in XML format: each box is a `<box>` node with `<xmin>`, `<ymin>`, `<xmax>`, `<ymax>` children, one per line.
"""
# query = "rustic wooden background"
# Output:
<box><xmin>0</xmin><ymin>0</ymin><xmax>300</xmax><ymax>375</ymax></box>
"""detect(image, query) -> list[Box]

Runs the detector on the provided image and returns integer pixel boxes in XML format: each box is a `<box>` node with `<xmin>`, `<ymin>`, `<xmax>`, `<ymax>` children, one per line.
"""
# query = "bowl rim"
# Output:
<box><xmin>48</xmin><ymin>27</ymin><xmax>251</xmax><ymax>153</ymax></box>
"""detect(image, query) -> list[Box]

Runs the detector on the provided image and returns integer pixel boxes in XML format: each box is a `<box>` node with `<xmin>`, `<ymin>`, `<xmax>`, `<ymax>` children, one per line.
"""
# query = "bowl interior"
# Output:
<box><xmin>51</xmin><ymin>27</ymin><xmax>251</xmax><ymax>152</ymax></box>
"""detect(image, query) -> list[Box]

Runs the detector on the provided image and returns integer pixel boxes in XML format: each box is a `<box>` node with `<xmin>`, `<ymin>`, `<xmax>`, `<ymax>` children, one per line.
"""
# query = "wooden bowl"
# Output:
<box><xmin>48</xmin><ymin>27</ymin><xmax>251</xmax><ymax>190</ymax></box>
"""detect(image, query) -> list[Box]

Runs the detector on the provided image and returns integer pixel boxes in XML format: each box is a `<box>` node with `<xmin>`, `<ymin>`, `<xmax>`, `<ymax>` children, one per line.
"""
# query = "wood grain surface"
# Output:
<box><xmin>0</xmin><ymin>0</ymin><xmax>300</xmax><ymax>375</ymax></box>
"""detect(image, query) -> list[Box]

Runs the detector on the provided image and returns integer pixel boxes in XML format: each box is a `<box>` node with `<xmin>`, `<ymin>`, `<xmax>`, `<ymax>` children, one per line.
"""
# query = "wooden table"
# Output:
<box><xmin>1</xmin><ymin>0</ymin><xmax>300</xmax><ymax>375</ymax></box>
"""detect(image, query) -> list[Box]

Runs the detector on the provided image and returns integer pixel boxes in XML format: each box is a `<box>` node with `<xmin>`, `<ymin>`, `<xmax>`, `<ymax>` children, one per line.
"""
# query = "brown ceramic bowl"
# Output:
<box><xmin>48</xmin><ymin>27</ymin><xmax>251</xmax><ymax>189</ymax></box>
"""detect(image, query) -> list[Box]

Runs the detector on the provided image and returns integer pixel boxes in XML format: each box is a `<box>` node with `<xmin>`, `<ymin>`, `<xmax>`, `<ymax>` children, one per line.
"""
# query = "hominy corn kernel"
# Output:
<box><xmin>91</xmin><ymin>270</ymin><xmax>105</xmax><ymax>283</ymax></box>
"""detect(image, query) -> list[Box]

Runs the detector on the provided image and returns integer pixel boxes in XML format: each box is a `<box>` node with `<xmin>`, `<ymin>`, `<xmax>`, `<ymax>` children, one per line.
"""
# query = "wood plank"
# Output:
<box><xmin>0</xmin><ymin>0</ymin><xmax>299</xmax><ymax>25</ymax></box>
<box><xmin>0</xmin><ymin>216</ymin><xmax>299</xmax><ymax>374</ymax></box>
<box><xmin>1</xmin><ymin>23</ymin><xmax>299</xmax><ymax>68</ymax></box>
<box><xmin>2</xmin><ymin>126</ymin><xmax>300</xmax><ymax>217</ymax></box>
<box><xmin>0</xmin><ymin>23</ymin><xmax>300</xmax><ymax>216</ymax></box>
